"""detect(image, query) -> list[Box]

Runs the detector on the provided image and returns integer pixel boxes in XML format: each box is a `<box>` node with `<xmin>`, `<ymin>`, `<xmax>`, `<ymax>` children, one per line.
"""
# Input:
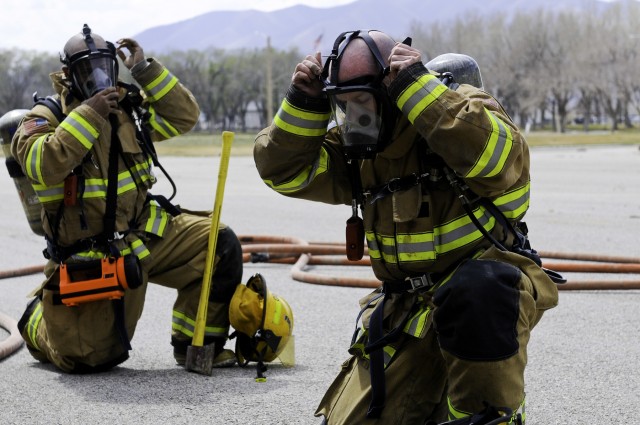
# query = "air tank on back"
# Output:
<box><xmin>0</xmin><ymin>109</ymin><xmax>44</xmax><ymax>236</ymax></box>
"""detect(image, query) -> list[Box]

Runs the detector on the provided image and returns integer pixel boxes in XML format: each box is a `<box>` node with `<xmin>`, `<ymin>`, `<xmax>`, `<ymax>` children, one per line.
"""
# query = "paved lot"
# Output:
<box><xmin>1</xmin><ymin>143</ymin><xmax>639</xmax><ymax>424</ymax></box>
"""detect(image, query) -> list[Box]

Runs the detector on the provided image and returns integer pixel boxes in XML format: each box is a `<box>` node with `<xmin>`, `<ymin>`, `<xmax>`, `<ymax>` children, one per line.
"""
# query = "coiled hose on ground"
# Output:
<box><xmin>2</xmin><ymin>234</ymin><xmax>640</xmax><ymax>360</ymax></box>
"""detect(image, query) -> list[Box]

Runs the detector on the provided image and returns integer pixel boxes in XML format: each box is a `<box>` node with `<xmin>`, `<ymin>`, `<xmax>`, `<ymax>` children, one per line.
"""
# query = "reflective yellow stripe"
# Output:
<box><xmin>59</xmin><ymin>111</ymin><xmax>99</xmax><ymax>150</ymax></box>
<box><xmin>396</xmin><ymin>74</ymin><xmax>447</xmax><ymax>124</ymax></box>
<box><xmin>263</xmin><ymin>147</ymin><xmax>329</xmax><ymax>193</ymax></box>
<box><xmin>26</xmin><ymin>135</ymin><xmax>46</xmax><ymax>183</ymax></box>
<box><xmin>403</xmin><ymin>304</ymin><xmax>431</xmax><ymax>338</ymax></box>
<box><xmin>365</xmin><ymin>232</ymin><xmax>381</xmax><ymax>260</ymax></box>
<box><xmin>493</xmin><ymin>181</ymin><xmax>530</xmax><ymax>220</ymax></box>
<box><xmin>71</xmin><ymin>250</ymin><xmax>107</xmax><ymax>260</ymax></box>
<box><xmin>171</xmin><ymin>310</ymin><xmax>228</xmax><ymax>338</ymax></box>
<box><xmin>366</xmin><ymin>206</ymin><xmax>497</xmax><ymax>264</ymax></box>
<box><xmin>27</xmin><ymin>302</ymin><xmax>43</xmax><ymax>351</ymax></box>
<box><xmin>70</xmin><ymin>245</ymin><xmax>138</xmax><ymax>262</ymax></box>
<box><xmin>437</xmin><ymin>208</ymin><xmax>495</xmax><ymax>253</ymax></box>
<box><xmin>130</xmin><ymin>238</ymin><xmax>150</xmax><ymax>260</ymax></box>
<box><xmin>274</xmin><ymin>98</ymin><xmax>330</xmax><ymax>137</ymax></box>
<box><xmin>148</xmin><ymin>106</ymin><xmax>180</xmax><ymax>138</ymax></box>
<box><xmin>144</xmin><ymin>202</ymin><xmax>168</xmax><ymax>237</ymax></box>
<box><xmin>129</xmin><ymin>157</ymin><xmax>154</xmax><ymax>186</ymax></box>
<box><xmin>448</xmin><ymin>397</ymin><xmax>472</xmax><ymax>420</ymax></box>
<box><xmin>33</xmin><ymin>169</ymin><xmax>138</xmax><ymax>203</ymax></box>
<box><xmin>466</xmin><ymin>108</ymin><xmax>513</xmax><ymax>178</ymax></box>
<box><xmin>144</xmin><ymin>68</ymin><xmax>178</xmax><ymax>102</ymax></box>
<box><xmin>31</xmin><ymin>182</ymin><xmax>64</xmax><ymax>202</ymax></box>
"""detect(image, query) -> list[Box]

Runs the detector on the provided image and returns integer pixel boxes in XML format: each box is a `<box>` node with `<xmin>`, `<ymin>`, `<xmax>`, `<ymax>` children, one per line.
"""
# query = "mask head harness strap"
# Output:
<box><xmin>321</xmin><ymin>30</ymin><xmax>398</xmax><ymax>162</ymax></box>
<box><xmin>321</xmin><ymin>30</ymin><xmax>388</xmax><ymax>87</ymax></box>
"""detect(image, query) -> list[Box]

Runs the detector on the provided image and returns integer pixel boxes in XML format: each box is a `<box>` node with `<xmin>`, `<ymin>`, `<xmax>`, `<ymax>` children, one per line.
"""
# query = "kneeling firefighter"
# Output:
<box><xmin>7</xmin><ymin>24</ymin><xmax>247</xmax><ymax>373</ymax></box>
<box><xmin>254</xmin><ymin>30</ymin><xmax>561</xmax><ymax>424</ymax></box>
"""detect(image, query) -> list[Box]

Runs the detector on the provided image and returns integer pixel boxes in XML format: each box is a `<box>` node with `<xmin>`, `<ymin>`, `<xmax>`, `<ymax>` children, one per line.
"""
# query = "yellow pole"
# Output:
<box><xmin>192</xmin><ymin>131</ymin><xmax>234</xmax><ymax>347</ymax></box>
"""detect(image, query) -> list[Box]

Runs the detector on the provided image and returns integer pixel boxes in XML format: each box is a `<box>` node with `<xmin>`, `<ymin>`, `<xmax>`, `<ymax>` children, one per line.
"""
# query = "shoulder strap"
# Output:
<box><xmin>33</xmin><ymin>93</ymin><xmax>66</xmax><ymax>123</ymax></box>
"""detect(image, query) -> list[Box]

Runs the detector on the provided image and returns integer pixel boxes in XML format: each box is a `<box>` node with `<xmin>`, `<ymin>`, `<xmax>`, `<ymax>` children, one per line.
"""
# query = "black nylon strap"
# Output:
<box><xmin>364</xmin><ymin>292</ymin><xmax>420</xmax><ymax>419</ymax></box>
<box><xmin>104</xmin><ymin>115</ymin><xmax>120</xmax><ymax>241</ymax></box>
<box><xmin>366</xmin><ymin>294</ymin><xmax>386</xmax><ymax>418</ymax></box>
<box><xmin>364</xmin><ymin>171</ymin><xmax>431</xmax><ymax>204</ymax></box>
<box><xmin>112</xmin><ymin>298</ymin><xmax>132</xmax><ymax>351</ymax></box>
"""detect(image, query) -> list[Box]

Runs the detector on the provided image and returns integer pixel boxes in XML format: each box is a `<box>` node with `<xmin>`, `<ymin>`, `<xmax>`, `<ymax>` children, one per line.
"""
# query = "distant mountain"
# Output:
<box><xmin>134</xmin><ymin>0</ymin><xmax>618</xmax><ymax>55</ymax></box>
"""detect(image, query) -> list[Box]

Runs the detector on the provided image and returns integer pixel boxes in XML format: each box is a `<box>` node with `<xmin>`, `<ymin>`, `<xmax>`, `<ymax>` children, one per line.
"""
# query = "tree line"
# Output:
<box><xmin>1</xmin><ymin>1</ymin><xmax>638</xmax><ymax>133</ymax></box>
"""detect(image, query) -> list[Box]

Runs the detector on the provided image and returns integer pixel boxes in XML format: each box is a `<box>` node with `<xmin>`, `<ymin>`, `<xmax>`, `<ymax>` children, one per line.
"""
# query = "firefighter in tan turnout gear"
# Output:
<box><xmin>12</xmin><ymin>25</ymin><xmax>242</xmax><ymax>373</ymax></box>
<box><xmin>254</xmin><ymin>30</ymin><xmax>559</xmax><ymax>424</ymax></box>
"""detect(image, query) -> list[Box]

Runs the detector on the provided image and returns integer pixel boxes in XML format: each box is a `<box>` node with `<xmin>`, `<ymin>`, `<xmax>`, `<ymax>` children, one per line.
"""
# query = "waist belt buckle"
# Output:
<box><xmin>405</xmin><ymin>274</ymin><xmax>434</xmax><ymax>293</ymax></box>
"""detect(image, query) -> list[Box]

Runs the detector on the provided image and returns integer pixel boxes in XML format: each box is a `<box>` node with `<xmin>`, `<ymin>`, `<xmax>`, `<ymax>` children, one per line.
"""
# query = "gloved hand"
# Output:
<box><xmin>383</xmin><ymin>41</ymin><xmax>422</xmax><ymax>86</ymax></box>
<box><xmin>291</xmin><ymin>51</ymin><xmax>324</xmax><ymax>97</ymax></box>
<box><xmin>82</xmin><ymin>87</ymin><xmax>120</xmax><ymax>117</ymax></box>
<box><xmin>116</xmin><ymin>38</ymin><xmax>145</xmax><ymax>70</ymax></box>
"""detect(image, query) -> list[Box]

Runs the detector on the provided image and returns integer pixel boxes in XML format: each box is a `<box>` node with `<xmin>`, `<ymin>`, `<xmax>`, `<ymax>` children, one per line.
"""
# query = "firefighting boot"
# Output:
<box><xmin>172</xmin><ymin>336</ymin><xmax>236</xmax><ymax>368</ymax></box>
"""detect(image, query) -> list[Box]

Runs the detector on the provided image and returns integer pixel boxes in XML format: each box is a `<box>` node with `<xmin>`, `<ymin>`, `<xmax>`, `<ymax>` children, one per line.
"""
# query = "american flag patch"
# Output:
<box><xmin>23</xmin><ymin>118</ymin><xmax>49</xmax><ymax>136</ymax></box>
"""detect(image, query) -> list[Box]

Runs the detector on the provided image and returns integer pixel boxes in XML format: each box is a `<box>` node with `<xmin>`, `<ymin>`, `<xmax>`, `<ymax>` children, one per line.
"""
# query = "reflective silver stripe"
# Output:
<box><xmin>494</xmin><ymin>181</ymin><xmax>530</xmax><ymax>220</ymax></box>
<box><xmin>466</xmin><ymin>109</ymin><xmax>513</xmax><ymax>178</ymax></box>
<box><xmin>131</xmin><ymin>239</ymin><xmax>150</xmax><ymax>260</ymax></box>
<box><xmin>397</xmin><ymin>75</ymin><xmax>446</xmax><ymax>123</ymax></box>
<box><xmin>144</xmin><ymin>68</ymin><xmax>178</xmax><ymax>102</ymax></box>
<box><xmin>264</xmin><ymin>147</ymin><xmax>329</xmax><ymax>193</ymax></box>
<box><xmin>32</xmin><ymin>183</ymin><xmax>64</xmax><ymax>202</ymax></box>
<box><xmin>366</xmin><ymin>206</ymin><xmax>496</xmax><ymax>264</ymax></box>
<box><xmin>403</xmin><ymin>305</ymin><xmax>432</xmax><ymax>338</ymax></box>
<box><xmin>26</xmin><ymin>135</ymin><xmax>46</xmax><ymax>183</ymax></box>
<box><xmin>396</xmin><ymin>238</ymin><xmax>436</xmax><ymax>256</ymax></box>
<box><xmin>130</xmin><ymin>158</ymin><xmax>154</xmax><ymax>185</ymax></box>
<box><xmin>59</xmin><ymin>111</ymin><xmax>99</xmax><ymax>150</ymax></box>
<box><xmin>436</xmin><ymin>207</ymin><xmax>493</xmax><ymax>250</ymax></box>
<box><xmin>171</xmin><ymin>310</ymin><xmax>228</xmax><ymax>338</ymax></box>
<box><xmin>366</xmin><ymin>233</ymin><xmax>381</xmax><ymax>259</ymax></box>
<box><xmin>273</xmin><ymin>98</ymin><xmax>330</xmax><ymax>137</ymax></box>
<box><xmin>148</xmin><ymin>106</ymin><xmax>179</xmax><ymax>138</ymax></box>
<box><xmin>27</xmin><ymin>301</ymin><xmax>43</xmax><ymax>350</ymax></box>
<box><xmin>145</xmin><ymin>202</ymin><xmax>168</xmax><ymax>236</ymax></box>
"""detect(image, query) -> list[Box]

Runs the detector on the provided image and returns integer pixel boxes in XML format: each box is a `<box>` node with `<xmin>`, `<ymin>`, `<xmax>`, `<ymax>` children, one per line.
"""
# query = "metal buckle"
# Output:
<box><xmin>405</xmin><ymin>274</ymin><xmax>434</xmax><ymax>292</ymax></box>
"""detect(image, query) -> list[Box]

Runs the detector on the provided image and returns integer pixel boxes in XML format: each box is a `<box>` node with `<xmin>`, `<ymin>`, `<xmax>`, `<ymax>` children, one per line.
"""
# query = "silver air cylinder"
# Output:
<box><xmin>1</xmin><ymin>110</ymin><xmax>44</xmax><ymax>236</ymax></box>
<box><xmin>426</xmin><ymin>53</ymin><xmax>484</xmax><ymax>89</ymax></box>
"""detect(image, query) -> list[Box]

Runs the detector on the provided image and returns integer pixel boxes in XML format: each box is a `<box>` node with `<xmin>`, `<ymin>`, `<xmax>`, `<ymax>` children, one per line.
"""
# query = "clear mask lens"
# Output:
<box><xmin>331</xmin><ymin>90</ymin><xmax>382</xmax><ymax>159</ymax></box>
<box><xmin>73</xmin><ymin>55</ymin><xmax>116</xmax><ymax>98</ymax></box>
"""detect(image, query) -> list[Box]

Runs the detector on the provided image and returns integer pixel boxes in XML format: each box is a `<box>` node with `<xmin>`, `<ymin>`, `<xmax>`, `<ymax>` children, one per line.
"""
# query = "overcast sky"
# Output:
<box><xmin>1</xmin><ymin>0</ymin><xmax>357</xmax><ymax>53</ymax></box>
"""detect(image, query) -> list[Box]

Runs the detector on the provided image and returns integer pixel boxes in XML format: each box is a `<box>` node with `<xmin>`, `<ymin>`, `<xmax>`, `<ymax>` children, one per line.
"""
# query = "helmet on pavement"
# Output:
<box><xmin>230</xmin><ymin>273</ymin><xmax>294</xmax><ymax>366</ymax></box>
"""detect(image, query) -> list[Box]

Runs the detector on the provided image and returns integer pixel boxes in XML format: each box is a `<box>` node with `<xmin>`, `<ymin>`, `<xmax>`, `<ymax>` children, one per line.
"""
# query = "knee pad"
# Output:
<box><xmin>209</xmin><ymin>227</ymin><xmax>243</xmax><ymax>303</ymax></box>
<box><xmin>433</xmin><ymin>259</ymin><xmax>521</xmax><ymax>361</ymax></box>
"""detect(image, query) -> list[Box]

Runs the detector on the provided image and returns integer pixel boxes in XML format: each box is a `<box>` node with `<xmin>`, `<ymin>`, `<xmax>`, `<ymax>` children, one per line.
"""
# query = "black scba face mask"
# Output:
<box><xmin>62</xmin><ymin>24</ymin><xmax>118</xmax><ymax>100</ymax></box>
<box><xmin>322</xmin><ymin>30</ymin><xmax>397</xmax><ymax>160</ymax></box>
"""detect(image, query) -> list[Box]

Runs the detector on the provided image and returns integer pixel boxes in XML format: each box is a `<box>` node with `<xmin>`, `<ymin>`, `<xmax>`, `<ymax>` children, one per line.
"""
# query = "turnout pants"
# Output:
<box><xmin>20</xmin><ymin>212</ymin><xmax>242</xmax><ymax>373</ymax></box>
<box><xmin>315</xmin><ymin>247</ymin><xmax>558</xmax><ymax>424</ymax></box>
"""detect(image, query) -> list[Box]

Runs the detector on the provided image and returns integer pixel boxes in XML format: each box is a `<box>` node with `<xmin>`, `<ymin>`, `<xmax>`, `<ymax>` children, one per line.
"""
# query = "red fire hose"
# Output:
<box><xmin>2</xmin><ymin>234</ymin><xmax>640</xmax><ymax>289</ymax></box>
<box><xmin>2</xmin><ymin>234</ymin><xmax>639</xmax><ymax>360</ymax></box>
<box><xmin>238</xmin><ymin>235</ymin><xmax>640</xmax><ymax>291</ymax></box>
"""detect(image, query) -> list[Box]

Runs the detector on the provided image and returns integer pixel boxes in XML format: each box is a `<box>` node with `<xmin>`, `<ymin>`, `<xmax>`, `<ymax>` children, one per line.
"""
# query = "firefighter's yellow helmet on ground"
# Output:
<box><xmin>229</xmin><ymin>273</ymin><xmax>294</xmax><ymax>378</ymax></box>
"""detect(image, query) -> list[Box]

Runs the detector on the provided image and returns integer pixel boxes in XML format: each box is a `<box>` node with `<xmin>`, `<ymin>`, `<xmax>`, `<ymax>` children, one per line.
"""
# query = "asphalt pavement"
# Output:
<box><xmin>1</xmin><ymin>143</ymin><xmax>639</xmax><ymax>424</ymax></box>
